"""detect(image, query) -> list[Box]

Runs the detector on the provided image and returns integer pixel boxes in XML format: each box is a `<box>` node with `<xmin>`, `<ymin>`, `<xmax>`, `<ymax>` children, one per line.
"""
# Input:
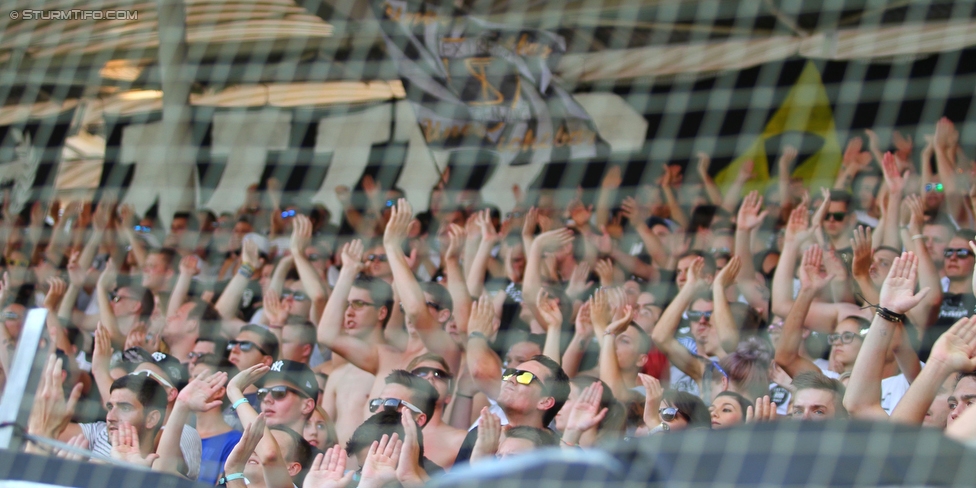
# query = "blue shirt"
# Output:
<box><xmin>199</xmin><ymin>429</ymin><xmax>243</xmax><ymax>485</ymax></box>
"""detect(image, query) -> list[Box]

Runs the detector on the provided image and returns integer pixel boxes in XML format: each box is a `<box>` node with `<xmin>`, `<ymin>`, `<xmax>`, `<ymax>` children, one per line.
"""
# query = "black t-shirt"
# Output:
<box><xmin>453</xmin><ymin>425</ymin><xmax>479</xmax><ymax>466</ymax></box>
<box><xmin>920</xmin><ymin>292</ymin><xmax>976</xmax><ymax>361</ymax></box>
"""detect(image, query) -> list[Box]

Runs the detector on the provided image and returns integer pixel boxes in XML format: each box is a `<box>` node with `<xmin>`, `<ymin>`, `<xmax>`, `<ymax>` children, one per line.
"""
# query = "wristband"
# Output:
<box><xmin>456</xmin><ymin>393</ymin><xmax>473</xmax><ymax>399</ymax></box>
<box><xmin>560</xmin><ymin>438</ymin><xmax>578</xmax><ymax>447</ymax></box>
<box><xmin>911</xmin><ymin>234</ymin><xmax>925</xmax><ymax>241</ymax></box>
<box><xmin>238</xmin><ymin>263</ymin><xmax>254</xmax><ymax>279</ymax></box>
<box><xmin>219</xmin><ymin>473</ymin><xmax>247</xmax><ymax>484</ymax></box>
<box><xmin>231</xmin><ymin>398</ymin><xmax>249</xmax><ymax>411</ymax></box>
<box><xmin>876</xmin><ymin>306</ymin><xmax>906</xmax><ymax>323</ymax></box>
<box><xmin>468</xmin><ymin>331</ymin><xmax>488</xmax><ymax>342</ymax></box>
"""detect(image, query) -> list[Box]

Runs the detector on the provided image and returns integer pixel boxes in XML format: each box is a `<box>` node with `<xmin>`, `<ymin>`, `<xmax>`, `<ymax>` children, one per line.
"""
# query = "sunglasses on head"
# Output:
<box><xmin>130</xmin><ymin>369</ymin><xmax>174</xmax><ymax>389</ymax></box>
<box><xmin>258</xmin><ymin>385</ymin><xmax>308</xmax><ymax>402</ymax></box>
<box><xmin>7</xmin><ymin>259</ymin><xmax>29</xmax><ymax>267</ymax></box>
<box><xmin>926</xmin><ymin>183</ymin><xmax>945</xmax><ymax>193</ymax></box>
<box><xmin>686</xmin><ymin>310</ymin><xmax>712</xmax><ymax>321</ymax></box>
<box><xmin>227</xmin><ymin>340</ymin><xmax>269</xmax><ymax>355</ymax></box>
<box><xmin>659</xmin><ymin>407</ymin><xmax>682</xmax><ymax>422</ymax></box>
<box><xmin>282</xmin><ymin>291</ymin><xmax>308</xmax><ymax>302</ymax></box>
<box><xmin>111</xmin><ymin>293</ymin><xmax>137</xmax><ymax>303</ymax></box>
<box><xmin>502</xmin><ymin>368</ymin><xmax>546</xmax><ymax>389</ymax></box>
<box><xmin>828</xmin><ymin>331</ymin><xmax>865</xmax><ymax>345</ymax></box>
<box><xmin>348</xmin><ymin>299</ymin><xmax>376</xmax><ymax>310</ymax></box>
<box><xmin>411</xmin><ymin>367</ymin><xmax>453</xmax><ymax>381</ymax></box>
<box><xmin>368</xmin><ymin>397</ymin><xmax>423</xmax><ymax>415</ymax></box>
<box><xmin>824</xmin><ymin>212</ymin><xmax>847</xmax><ymax>222</ymax></box>
<box><xmin>944</xmin><ymin>248</ymin><xmax>973</xmax><ymax>259</ymax></box>
<box><xmin>2</xmin><ymin>311</ymin><xmax>21</xmax><ymax>321</ymax></box>
<box><xmin>306</xmin><ymin>253</ymin><xmax>323</xmax><ymax>262</ymax></box>
<box><xmin>366</xmin><ymin>254</ymin><xmax>388</xmax><ymax>263</ymax></box>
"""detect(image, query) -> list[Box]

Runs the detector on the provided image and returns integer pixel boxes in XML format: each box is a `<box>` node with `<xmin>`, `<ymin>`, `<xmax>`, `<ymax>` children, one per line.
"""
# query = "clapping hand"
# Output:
<box><xmin>304</xmin><ymin>445</ymin><xmax>354</xmax><ymax>488</ymax></box>
<box><xmin>878</xmin><ymin>252</ymin><xmax>929</xmax><ymax>315</ymax></box>
<box><xmin>359</xmin><ymin>434</ymin><xmax>401</xmax><ymax>488</ymax></box>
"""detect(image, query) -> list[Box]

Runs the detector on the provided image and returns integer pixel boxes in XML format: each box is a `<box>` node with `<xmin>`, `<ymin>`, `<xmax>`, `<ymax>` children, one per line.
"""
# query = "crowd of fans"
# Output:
<box><xmin>7</xmin><ymin>118</ymin><xmax>976</xmax><ymax>486</ymax></box>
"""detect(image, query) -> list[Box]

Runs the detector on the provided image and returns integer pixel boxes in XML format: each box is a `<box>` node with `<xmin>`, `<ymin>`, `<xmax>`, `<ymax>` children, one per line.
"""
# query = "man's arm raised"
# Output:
<box><xmin>315</xmin><ymin>239</ymin><xmax>381</xmax><ymax>374</ymax></box>
<box><xmin>384</xmin><ymin>199</ymin><xmax>461</xmax><ymax>371</ymax></box>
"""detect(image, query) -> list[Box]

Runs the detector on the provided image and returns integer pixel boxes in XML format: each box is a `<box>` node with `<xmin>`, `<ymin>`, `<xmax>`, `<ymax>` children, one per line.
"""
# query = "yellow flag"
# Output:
<box><xmin>715</xmin><ymin>61</ymin><xmax>841</xmax><ymax>190</ymax></box>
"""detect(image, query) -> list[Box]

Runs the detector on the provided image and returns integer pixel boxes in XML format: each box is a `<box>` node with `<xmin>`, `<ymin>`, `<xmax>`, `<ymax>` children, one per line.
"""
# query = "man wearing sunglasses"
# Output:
<box><xmin>406</xmin><ymin>354</ymin><xmax>467</xmax><ymax>468</ymax></box>
<box><xmin>129</xmin><ymin>352</ymin><xmax>203</xmax><ymax>479</ymax></box>
<box><xmin>821</xmin><ymin>190</ymin><xmax>856</xmax><ymax>253</ymax></box>
<box><xmin>926</xmin><ymin>231</ymin><xmax>976</xmax><ymax>360</ymax></box>
<box><xmin>454</xmin><ymin>355</ymin><xmax>569</xmax><ymax>466</ymax></box>
<box><xmin>227</xmin><ymin>324</ymin><xmax>279</xmax><ymax>410</ymax></box>
<box><xmin>256</xmin><ymin>359</ymin><xmax>319</xmax><ymax>433</ymax></box>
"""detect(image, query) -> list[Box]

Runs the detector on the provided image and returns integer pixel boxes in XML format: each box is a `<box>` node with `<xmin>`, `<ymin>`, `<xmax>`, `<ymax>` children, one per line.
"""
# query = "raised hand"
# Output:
<box><xmin>638</xmin><ymin>373</ymin><xmax>664</xmax><ymax>427</ymax></box>
<box><xmin>178</xmin><ymin>254</ymin><xmax>200</xmax><ymax>277</ymax></box>
<box><xmin>929</xmin><ymin>316</ymin><xmax>976</xmax><ymax>373</ymax></box>
<box><xmin>360</xmin><ymin>434</ymin><xmax>401</xmax><ymax>488</ymax></box>
<box><xmin>843</xmin><ymin>137</ymin><xmax>872</xmax><ymax>172</ymax></box>
<box><xmin>798</xmin><ymin>245</ymin><xmax>834</xmax><ymax>292</ymax></box>
<box><xmin>589</xmin><ymin>289</ymin><xmax>612</xmax><ymax>335</ymax></box>
<box><xmin>241</xmin><ymin>239</ymin><xmax>259</xmax><ymax>268</ymax></box>
<box><xmin>737</xmin><ymin>191</ymin><xmax>768</xmax><ymax>231</ymax></box>
<box><xmin>177</xmin><ymin>371</ymin><xmax>227</xmax><ymax>412</ymax></box>
<box><xmin>746</xmin><ymin>395</ymin><xmax>778</xmax><ymax>422</ymax></box>
<box><xmin>467</xmin><ymin>295</ymin><xmax>496</xmax><ymax>338</ymax></box>
<box><xmin>476</xmin><ymin>209</ymin><xmax>499</xmax><ymax>244</ymax></box>
<box><xmin>290</xmin><ymin>214</ymin><xmax>314</xmax><ymax>256</ymax></box>
<box><xmin>714</xmin><ymin>255</ymin><xmax>741</xmax><ymax>289</ymax></box>
<box><xmin>28</xmin><ymin>355</ymin><xmax>83</xmax><ymax>439</ymax></box>
<box><xmin>784</xmin><ymin>203</ymin><xmax>811</xmax><ymax>243</ymax></box>
<box><xmin>736</xmin><ymin>160</ymin><xmax>755</xmax><ymax>184</ymax></box>
<box><xmin>533</xmin><ymin>227</ymin><xmax>574</xmax><ymax>252</ymax></box>
<box><xmin>44</xmin><ymin>277</ymin><xmax>67</xmax><ymax>311</ymax></box>
<box><xmin>906</xmin><ymin>194</ymin><xmax>925</xmax><ymax>236</ymax></box>
<box><xmin>263</xmin><ymin>289</ymin><xmax>289</xmax><ymax>327</ymax></box>
<box><xmin>878</xmin><ymin>252</ymin><xmax>929</xmax><ymax>315</ymax></box>
<box><xmin>118</xmin><ymin>204</ymin><xmax>136</xmax><ymax>229</ymax></box>
<box><xmin>605</xmin><ymin>304</ymin><xmax>635</xmax><ymax>336</ymax></box>
<box><xmin>682</xmin><ymin>256</ymin><xmax>709</xmax><ymax>292</ymax></box>
<box><xmin>779</xmin><ymin>145</ymin><xmax>799</xmax><ymax>175</ymax></box>
<box><xmin>594</xmin><ymin>258</ymin><xmax>614</xmax><ymax>287</ymax></box>
<box><xmin>92</xmin><ymin>323</ymin><xmax>113</xmax><ymax>372</ymax></box>
<box><xmin>565</xmin><ymin>262</ymin><xmax>594</xmax><ymax>300</ymax></box>
<box><xmin>893</xmin><ymin>131</ymin><xmax>913</xmax><ymax>163</ymax></box>
<box><xmin>566</xmin><ymin>381</ymin><xmax>609</xmax><ymax>433</ymax></box>
<box><xmin>602</xmin><ymin>165</ymin><xmax>623</xmax><ymax>189</ymax></box>
<box><xmin>397</xmin><ymin>410</ymin><xmax>427</xmax><ymax>485</ymax></box>
<box><xmin>98</xmin><ymin>258</ymin><xmax>119</xmax><ymax>290</ymax></box>
<box><xmin>110</xmin><ymin>422</ymin><xmax>158</xmax><ymax>467</ymax></box>
<box><xmin>224</xmin><ymin>413</ymin><xmax>267</xmax><ymax>474</ymax></box>
<box><xmin>619</xmin><ymin>196</ymin><xmax>648</xmax><ymax>228</ymax></box>
<box><xmin>822</xmin><ymin>249</ymin><xmax>849</xmax><ymax>281</ymax></box>
<box><xmin>57</xmin><ymin>434</ymin><xmax>90</xmax><ymax>461</ymax></box>
<box><xmin>305</xmin><ymin>446</ymin><xmax>354</xmax><ymax>488</ymax></box>
<box><xmin>882</xmin><ymin>152</ymin><xmax>908</xmax><ymax>194</ymax></box>
<box><xmin>850</xmin><ymin>226</ymin><xmax>873</xmax><ymax>279</ymax></box>
<box><xmin>65</xmin><ymin>251</ymin><xmax>86</xmax><ymax>287</ymax></box>
<box><xmin>445</xmin><ymin>224</ymin><xmax>465</xmax><ymax>260</ymax></box>
<box><xmin>383</xmin><ymin>199</ymin><xmax>413</xmax><ymax>249</ymax></box>
<box><xmin>536</xmin><ymin>290</ymin><xmax>564</xmax><ymax>333</ymax></box>
<box><xmin>338</xmin><ymin>239</ymin><xmax>365</xmax><ymax>274</ymax></box>
<box><xmin>227</xmin><ymin>364</ymin><xmax>270</xmax><ymax>397</ymax></box>
<box><xmin>471</xmin><ymin>408</ymin><xmax>501</xmax><ymax>461</ymax></box>
<box><xmin>574</xmin><ymin>301</ymin><xmax>594</xmax><ymax>339</ymax></box>
<box><xmin>935</xmin><ymin>117</ymin><xmax>956</xmax><ymax>153</ymax></box>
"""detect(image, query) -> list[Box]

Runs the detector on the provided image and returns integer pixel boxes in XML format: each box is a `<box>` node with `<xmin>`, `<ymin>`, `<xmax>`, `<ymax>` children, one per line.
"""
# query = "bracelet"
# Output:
<box><xmin>456</xmin><ymin>393</ymin><xmax>473</xmax><ymax>399</ymax></box>
<box><xmin>238</xmin><ymin>263</ymin><xmax>254</xmax><ymax>279</ymax></box>
<box><xmin>911</xmin><ymin>234</ymin><xmax>925</xmax><ymax>241</ymax></box>
<box><xmin>219</xmin><ymin>473</ymin><xmax>247</xmax><ymax>484</ymax></box>
<box><xmin>876</xmin><ymin>306</ymin><xmax>906</xmax><ymax>323</ymax></box>
<box><xmin>560</xmin><ymin>438</ymin><xmax>578</xmax><ymax>447</ymax></box>
<box><xmin>231</xmin><ymin>398</ymin><xmax>249</xmax><ymax>411</ymax></box>
<box><xmin>468</xmin><ymin>331</ymin><xmax>488</xmax><ymax>342</ymax></box>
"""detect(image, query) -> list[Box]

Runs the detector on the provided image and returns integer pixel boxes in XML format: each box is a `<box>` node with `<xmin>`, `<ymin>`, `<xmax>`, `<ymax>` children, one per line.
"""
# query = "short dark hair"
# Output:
<box><xmin>345</xmin><ymin>411</ymin><xmax>424</xmax><ymax>461</ymax></box>
<box><xmin>627</xmin><ymin>323</ymin><xmax>651</xmax><ymax>356</ymax></box>
<box><xmin>239</xmin><ymin>324</ymin><xmax>279</xmax><ymax>360</ymax></box>
<box><xmin>661</xmin><ymin>389</ymin><xmax>711</xmax><ymax>428</ymax></box>
<box><xmin>149</xmin><ymin>247</ymin><xmax>179</xmax><ymax>274</ymax></box>
<box><xmin>676</xmin><ymin>251</ymin><xmax>716</xmax><ymax>277</ymax></box>
<box><xmin>791</xmin><ymin>371</ymin><xmax>848</xmax><ymax>418</ymax></box>
<box><xmin>384</xmin><ymin>370</ymin><xmax>438</xmax><ymax>421</ymax></box>
<box><xmin>714</xmin><ymin>391</ymin><xmax>753</xmax><ymax>421</ymax></box>
<box><xmin>418</xmin><ymin>282</ymin><xmax>453</xmax><ymax>314</ymax></box>
<box><xmin>110</xmin><ymin>375</ymin><xmax>168</xmax><ymax>428</ymax></box>
<box><xmin>188</xmin><ymin>298</ymin><xmax>223</xmax><ymax>338</ymax></box>
<box><xmin>284</xmin><ymin>321</ymin><xmax>316</xmax><ymax>347</ymax></box>
<box><xmin>526</xmin><ymin>355</ymin><xmax>570</xmax><ymax>426</ymax></box>
<box><xmin>269</xmin><ymin>425</ymin><xmax>314</xmax><ymax>487</ymax></box>
<box><xmin>352</xmin><ymin>275</ymin><xmax>394</xmax><ymax>328</ymax></box>
<box><xmin>955</xmin><ymin>229</ymin><xmax>976</xmax><ymax>243</ymax></box>
<box><xmin>828</xmin><ymin>189</ymin><xmax>853</xmax><ymax>209</ymax></box>
<box><xmin>504</xmin><ymin>426</ymin><xmax>558</xmax><ymax>448</ymax></box>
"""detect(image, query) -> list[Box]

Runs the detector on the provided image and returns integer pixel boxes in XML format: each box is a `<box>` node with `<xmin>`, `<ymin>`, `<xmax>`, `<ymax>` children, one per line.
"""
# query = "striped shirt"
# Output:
<box><xmin>79</xmin><ymin>421</ymin><xmax>202</xmax><ymax>478</ymax></box>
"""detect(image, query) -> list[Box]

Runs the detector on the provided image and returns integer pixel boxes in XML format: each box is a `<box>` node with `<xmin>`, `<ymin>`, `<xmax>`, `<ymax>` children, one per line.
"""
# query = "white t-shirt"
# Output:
<box><xmin>80</xmin><ymin>421</ymin><xmax>202</xmax><ymax>478</ymax></box>
<box><xmin>881</xmin><ymin>373</ymin><xmax>911</xmax><ymax>415</ymax></box>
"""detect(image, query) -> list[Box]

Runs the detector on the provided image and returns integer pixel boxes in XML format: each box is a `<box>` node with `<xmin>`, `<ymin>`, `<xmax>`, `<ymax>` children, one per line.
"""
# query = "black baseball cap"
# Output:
<box><xmin>132</xmin><ymin>349</ymin><xmax>189</xmax><ymax>391</ymax></box>
<box><xmin>261</xmin><ymin>359</ymin><xmax>319</xmax><ymax>399</ymax></box>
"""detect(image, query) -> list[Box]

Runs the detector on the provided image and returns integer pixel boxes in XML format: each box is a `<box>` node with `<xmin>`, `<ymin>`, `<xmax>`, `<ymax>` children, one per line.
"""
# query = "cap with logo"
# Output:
<box><xmin>261</xmin><ymin>359</ymin><xmax>319</xmax><ymax>399</ymax></box>
<box><xmin>131</xmin><ymin>349</ymin><xmax>189</xmax><ymax>391</ymax></box>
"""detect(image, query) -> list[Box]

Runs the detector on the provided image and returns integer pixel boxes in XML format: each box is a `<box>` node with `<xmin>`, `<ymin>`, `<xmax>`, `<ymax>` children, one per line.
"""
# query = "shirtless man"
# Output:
<box><xmin>407</xmin><ymin>353</ymin><xmax>467</xmax><ymax>468</ymax></box>
<box><xmin>317</xmin><ymin>200</ymin><xmax>461</xmax><ymax>442</ymax></box>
